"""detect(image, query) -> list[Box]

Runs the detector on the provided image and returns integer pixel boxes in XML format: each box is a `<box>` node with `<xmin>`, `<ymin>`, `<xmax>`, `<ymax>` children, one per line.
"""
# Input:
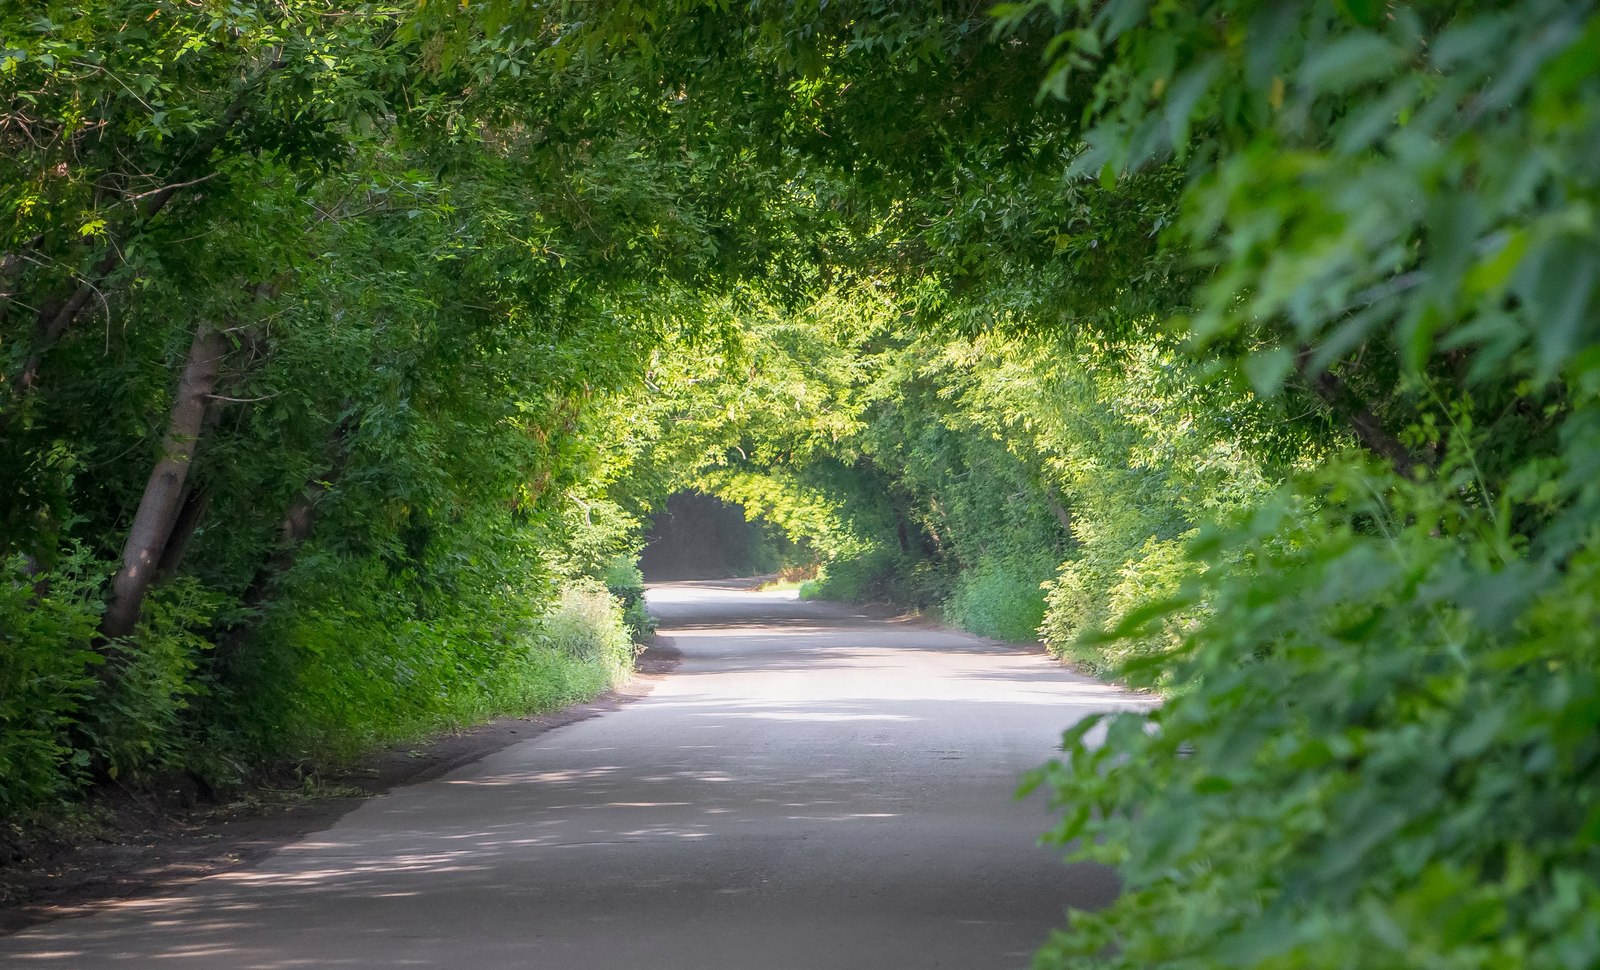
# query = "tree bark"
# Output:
<box><xmin>100</xmin><ymin>325</ymin><xmax>229</xmax><ymax>640</ymax></box>
<box><xmin>241</xmin><ymin>483</ymin><xmax>327</xmax><ymax>608</ymax></box>
<box><xmin>1041</xmin><ymin>482</ymin><xmax>1074</xmax><ymax>536</ymax></box>
<box><xmin>14</xmin><ymin>199</ymin><xmax>179</xmax><ymax>397</ymax></box>
<box><xmin>150</xmin><ymin>331</ymin><xmax>251</xmax><ymax>581</ymax></box>
<box><xmin>208</xmin><ymin>471</ymin><xmax>338</xmax><ymax>672</ymax></box>
<box><xmin>155</xmin><ymin>486</ymin><xmax>211</xmax><ymax>578</ymax></box>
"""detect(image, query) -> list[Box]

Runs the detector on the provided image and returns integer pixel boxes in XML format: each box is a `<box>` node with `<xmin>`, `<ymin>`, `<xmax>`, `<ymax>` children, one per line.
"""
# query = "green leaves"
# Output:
<box><xmin>1031</xmin><ymin>466</ymin><xmax>1600</xmax><ymax>969</ymax></box>
<box><xmin>1336</xmin><ymin>0</ymin><xmax>1386</xmax><ymax>27</ymax></box>
<box><xmin>1299</xmin><ymin>31</ymin><xmax>1408</xmax><ymax>93</ymax></box>
<box><xmin>4</xmin><ymin>15</ymin><xmax>1599</xmax><ymax>970</ymax></box>
<box><xmin>0</xmin><ymin>548</ymin><xmax>105</xmax><ymax>816</ymax></box>
<box><xmin>974</xmin><ymin>4</ymin><xmax>1600</xmax><ymax>967</ymax></box>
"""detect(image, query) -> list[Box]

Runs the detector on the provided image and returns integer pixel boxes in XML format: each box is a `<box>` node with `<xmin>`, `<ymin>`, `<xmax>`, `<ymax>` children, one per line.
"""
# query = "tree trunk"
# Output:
<box><xmin>15</xmin><ymin>212</ymin><xmax>171</xmax><ymax>397</ymax></box>
<box><xmin>152</xmin><ymin>345</ymin><xmax>246</xmax><ymax>581</ymax></box>
<box><xmin>208</xmin><ymin>424</ymin><xmax>351</xmax><ymax>673</ymax></box>
<box><xmin>241</xmin><ymin>482</ymin><xmax>329</xmax><ymax>610</ymax></box>
<box><xmin>100</xmin><ymin>325</ymin><xmax>229</xmax><ymax>640</ymax></box>
<box><xmin>155</xmin><ymin>486</ymin><xmax>211</xmax><ymax>578</ymax></box>
<box><xmin>238</xmin><ymin>417</ymin><xmax>354</xmax><ymax>612</ymax></box>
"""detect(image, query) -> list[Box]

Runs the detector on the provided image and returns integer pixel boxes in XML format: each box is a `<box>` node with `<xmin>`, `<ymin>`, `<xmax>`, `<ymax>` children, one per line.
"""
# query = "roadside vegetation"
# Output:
<box><xmin>4</xmin><ymin>2</ymin><xmax>1598</xmax><ymax>967</ymax></box>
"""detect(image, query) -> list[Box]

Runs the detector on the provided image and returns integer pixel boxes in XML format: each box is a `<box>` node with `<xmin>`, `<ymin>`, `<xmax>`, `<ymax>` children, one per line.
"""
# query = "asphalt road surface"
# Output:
<box><xmin>0</xmin><ymin>582</ymin><xmax>1149</xmax><ymax>969</ymax></box>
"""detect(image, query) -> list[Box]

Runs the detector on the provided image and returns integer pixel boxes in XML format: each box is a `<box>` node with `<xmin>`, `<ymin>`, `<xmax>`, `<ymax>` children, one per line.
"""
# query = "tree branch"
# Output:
<box><xmin>1298</xmin><ymin>346</ymin><xmax>1428</xmax><ymax>480</ymax></box>
<box><xmin>10</xmin><ymin>58</ymin><xmax>287</xmax><ymax>398</ymax></box>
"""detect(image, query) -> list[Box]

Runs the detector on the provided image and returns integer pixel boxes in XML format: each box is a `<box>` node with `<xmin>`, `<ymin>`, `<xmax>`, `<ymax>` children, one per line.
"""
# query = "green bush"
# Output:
<box><xmin>1042</xmin><ymin>535</ymin><xmax>1200</xmax><ymax>676</ymax></box>
<box><xmin>467</xmin><ymin>580</ymin><xmax>636</xmax><ymax>717</ymax></box>
<box><xmin>807</xmin><ymin>549</ymin><xmax>905</xmax><ymax>603</ymax></box>
<box><xmin>542</xmin><ymin>580</ymin><xmax>635</xmax><ymax>665</ymax></box>
<box><xmin>1029</xmin><ymin>479</ymin><xmax>1600</xmax><ymax>970</ymax></box>
<box><xmin>0</xmin><ymin>550</ymin><xmax>103</xmax><ymax>816</ymax></box>
<box><xmin>227</xmin><ymin>550</ymin><xmax>638</xmax><ymax>767</ymax></box>
<box><xmin>600</xmin><ymin>555</ymin><xmax>656</xmax><ymax>640</ymax></box>
<box><xmin>86</xmin><ymin>578</ymin><xmax>223</xmax><ymax>783</ymax></box>
<box><xmin>943</xmin><ymin>555</ymin><xmax>1053</xmax><ymax>643</ymax></box>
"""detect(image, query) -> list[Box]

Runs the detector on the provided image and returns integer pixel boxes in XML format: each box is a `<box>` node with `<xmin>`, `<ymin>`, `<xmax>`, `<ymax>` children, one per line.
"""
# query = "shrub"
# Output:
<box><xmin>943</xmin><ymin>554</ymin><xmax>1053</xmax><ymax>643</ymax></box>
<box><xmin>599</xmin><ymin>555</ymin><xmax>656</xmax><ymax>640</ymax></box>
<box><xmin>229</xmin><ymin>555</ymin><xmax>639</xmax><ymax>768</ymax></box>
<box><xmin>86</xmin><ymin>578</ymin><xmax>224</xmax><ymax>783</ymax></box>
<box><xmin>806</xmin><ymin>559</ymin><xmax>869</xmax><ymax>601</ymax></box>
<box><xmin>1028</xmin><ymin>479</ymin><xmax>1600</xmax><ymax>970</ymax></box>
<box><xmin>535</xmin><ymin>580</ymin><xmax>636</xmax><ymax>679</ymax></box>
<box><xmin>0</xmin><ymin>550</ymin><xmax>103</xmax><ymax>816</ymax></box>
<box><xmin>1042</xmin><ymin>535</ymin><xmax>1200</xmax><ymax>676</ymax></box>
<box><xmin>476</xmin><ymin>581</ymin><xmax>637</xmax><ymax>719</ymax></box>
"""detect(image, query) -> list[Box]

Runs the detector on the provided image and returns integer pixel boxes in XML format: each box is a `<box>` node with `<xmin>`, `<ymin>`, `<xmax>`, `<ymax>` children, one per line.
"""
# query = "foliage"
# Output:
<box><xmin>600</xmin><ymin>556</ymin><xmax>656</xmax><ymax>640</ymax></box>
<box><xmin>0</xmin><ymin>0</ymin><xmax>712</xmax><ymax>813</ymax></box>
<box><xmin>87</xmin><ymin>578</ymin><xmax>223</xmax><ymax>783</ymax></box>
<box><xmin>1029</xmin><ymin>474</ymin><xmax>1600</xmax><ymax>970</ymax></box>
<box><xmin>942</xmin><ymin>555</ymin><xmax>1053</xmax><ymax>643</ymax></box>
<box><xmin>992</xmin><ymin>1</ymin><xmax>1600</xmax><ymax>967</ymax></box>
<box><xmin>4</xmin><ymin>9</ymin><xmax>1598</xmax><ymax>970</ymax></box>
<box><xmin>577</xmin><ymin>5</ymin><xmax>1600</xmax><ymax>969</ymax></box>
<box><xmin>0</xmin><ymin>549</ymin><xmax>102</xmax><ymax>817</ymax></box>
<box><xmin>541</xmin><ymin>580</ymin><xmax>637</xmax><ymax>673</ymax></box>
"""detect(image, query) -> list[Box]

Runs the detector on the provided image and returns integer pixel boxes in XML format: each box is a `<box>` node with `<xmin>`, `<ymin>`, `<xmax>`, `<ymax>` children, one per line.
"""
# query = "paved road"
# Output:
<box><xmin>0</xmin><ymin>582</ymin><xmax>1147</xmax><ymax>968</ymax></box>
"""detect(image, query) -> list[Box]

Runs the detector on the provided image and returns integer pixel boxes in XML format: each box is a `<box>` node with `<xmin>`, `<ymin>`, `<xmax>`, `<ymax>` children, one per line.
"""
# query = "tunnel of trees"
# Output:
<box><xmin>3</xmin><ymin>1</ymin><xmax>1599</xmax><ymax>966</ymax></box>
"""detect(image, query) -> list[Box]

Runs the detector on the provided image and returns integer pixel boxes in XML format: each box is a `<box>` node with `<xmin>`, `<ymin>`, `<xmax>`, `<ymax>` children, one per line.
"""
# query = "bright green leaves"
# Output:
<box><xmin>1031</xmin><ymin>466</ymin><xmax>1600</xmax><ymax>970</ymax></box>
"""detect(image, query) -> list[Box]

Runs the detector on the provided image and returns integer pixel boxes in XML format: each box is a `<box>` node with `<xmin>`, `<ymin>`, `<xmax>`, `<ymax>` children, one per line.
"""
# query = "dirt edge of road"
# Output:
<box><xmin>0</xmin><ymin>639</ymin><xmax>683</xmax><ymax>937</ymax></box>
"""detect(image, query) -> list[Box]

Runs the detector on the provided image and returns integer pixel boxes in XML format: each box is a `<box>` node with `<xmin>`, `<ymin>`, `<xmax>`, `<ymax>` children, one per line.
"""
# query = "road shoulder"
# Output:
<box><xmin>0</xmin><ymin>640</ymin><xmax>681</xmax><ymax>936</ymax></box>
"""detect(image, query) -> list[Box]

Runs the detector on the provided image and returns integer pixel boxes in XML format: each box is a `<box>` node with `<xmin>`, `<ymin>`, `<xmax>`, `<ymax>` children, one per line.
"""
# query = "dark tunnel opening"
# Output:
<box><xmin>638</xmin><ymin>491</ymin><xmax>784</xmax><ymax>582</ymax></box>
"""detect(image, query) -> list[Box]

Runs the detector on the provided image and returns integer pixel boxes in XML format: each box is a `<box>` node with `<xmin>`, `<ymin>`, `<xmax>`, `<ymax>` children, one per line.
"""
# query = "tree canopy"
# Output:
<box><xmin>4</xmin><ymin>1</ymin><xmax>1599</xmax><ymax>966</ymax></box>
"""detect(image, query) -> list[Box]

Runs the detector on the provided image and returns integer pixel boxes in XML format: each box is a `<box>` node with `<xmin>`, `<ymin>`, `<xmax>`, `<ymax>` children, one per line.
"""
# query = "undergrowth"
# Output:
<box><xmin>0</xmin><ymin>561</ymin><xmax>644</xmax><ymax>822</ymax></box>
